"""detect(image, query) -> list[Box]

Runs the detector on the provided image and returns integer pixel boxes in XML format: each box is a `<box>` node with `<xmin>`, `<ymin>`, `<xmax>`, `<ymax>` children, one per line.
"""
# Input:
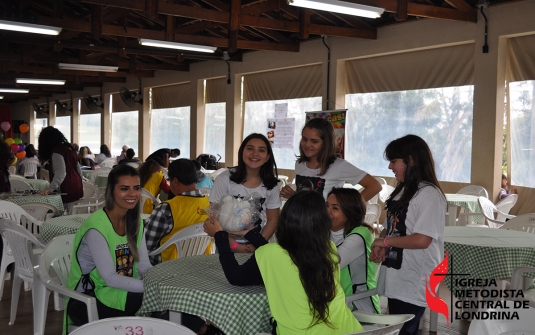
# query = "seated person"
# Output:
<box><xmin>118</xmin><ymin>148</ymin><xmax>142</xmax><ymax>167</ymax></box>
<box><xmin>16</xmin><ymin>144</ymin><xmax>40</xmax><ymax>177</ymax></box>
<box><xmin>499</xmin><ymin>174</ymin><xmax>517</xmax><ymax>200</ymax></box>
<box><xmin>146</xmin><ymin>148</ymin><xmax>171</xmax><ymax>168</ymax></box>
<box><xmin>116</xmin><ymin>144</ymin><xmax>129</xmax><ymax>164</ymax></box>
<box><xmin>94</xmin><ymin>144</ymin><xmax>112</xmax><ymax>164</ymax></box>
<box><xmin>204</xmin><ymin>190</ymin><xmax>364</xmax><ymax>335</ymax></box>
<box><xmin>78</xmin><ymin>146</ymin><xmax>96</xmax><ymax>169</ymax></box>
<box><xmin>138</xmin><ymin>159</ymin><xmax>170</xmax><ymax>214</ymax></box>
<box><xmin>192</xmin><ymin>160</ymin><xmax>214</xmax><ymax>189</ymax></box>
<box><xmin>145</xmin><ymin>159</ymin><xmax>209</xmax><ymax>265</ymax></box>
<box><xmin>66</xmin><ymin>165</ymin><xmax>152</xmax><ymax>328</ymax></box>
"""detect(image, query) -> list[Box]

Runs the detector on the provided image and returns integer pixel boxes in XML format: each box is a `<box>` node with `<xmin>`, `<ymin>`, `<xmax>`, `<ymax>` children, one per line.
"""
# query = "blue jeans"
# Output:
<box><xmin>388</xmin><ymin>298</ymin><xmax>426</xmax><ymax>335</ymax></box>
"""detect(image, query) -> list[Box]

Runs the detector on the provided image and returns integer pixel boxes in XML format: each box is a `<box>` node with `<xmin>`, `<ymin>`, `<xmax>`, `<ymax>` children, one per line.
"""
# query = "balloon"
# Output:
<box><xmin>16</xmin><ymin>151</ymin><xmax>26</xmax><ymax>159</ymax></box>
<box><xmin>0</xmin><ymin>133</ymin><xmax>3</xmax><ymax>140</ymax></box>
<box><xmin>19</xmin><ymin>124</ymin><xmax>29</xmax><ymax>134</ymax></box>
<box><xmin>18</xmin><ymin>144</ymin><xmax>26</xmax><ymax>152</ymax></box>
<box><xmin>0</xmin><ymin>121</ymin><xmax>10</xmax><ymax>132</ymax></box>
<box><xmin>11</xmin><ymin>156</ymin><xmax>17</xmax><ymax>166</ymax></box>
<box><xmin>10</xmin><ymin>144</ymin><xmax>19</xmax><ymax>152</ymax></box>
<box><xmin>14</xmin><ymin>138</ymin><xmax>22</xmax><ymax>144</ymax></box>
<box><xmin>5</xmin><ymin>138</ymin><xmax>14</xmax><ymax>146</ymax></box>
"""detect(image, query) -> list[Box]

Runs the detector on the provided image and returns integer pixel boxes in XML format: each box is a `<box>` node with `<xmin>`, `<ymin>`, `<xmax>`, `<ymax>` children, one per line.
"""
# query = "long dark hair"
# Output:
<box><xmin>328</xmin><ymin>188</ymin><xmax>372</xmax><ymax>236</ymax></box>
<box><xmin>138</xmin><ymin>159</ymin><xmax>162</xmax><ymax>188</ymax></box>
<box><xmin>230</xmin><ymin>133</ymin><xmax>278</xmax><ymax>190</ymax></box>
<box><xmin>105</xmin><ymin>165</ymin><xmax>142</xmax><ymax>261</ymax></box>
<box><xmin>277</xmin><ymin>190</ymin><xmax>338</xmax><ymax>328</ymax></box>
<box><xmin>384</xmin><ymin>134</ymin><xmax>445</xmax><ymax>213</ymax></box>
<box><xmin>100</xmin><ymin>144</ymin><xmax>111</xmax><ymax>157</ymax></box>
<box><xmin>25</xmin><ymin>144</ymin><xmax>37</xmax><ymax>158</ymax></box>
<box><xmin>38</xmin><ymin>126</ymin><xmax>75</xmax><ymax>162</ymax></box>
<box><xmin>297</xmin><ymin>118</ymin><xmax>336</xmax><ymax>176</ymax></box>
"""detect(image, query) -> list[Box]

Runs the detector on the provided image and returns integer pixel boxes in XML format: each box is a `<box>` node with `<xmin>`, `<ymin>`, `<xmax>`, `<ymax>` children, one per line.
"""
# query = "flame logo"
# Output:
<box><xmin>426</xmin><ymin>251</ymin><xmax>449</xmax><ymax>326</ymax></box>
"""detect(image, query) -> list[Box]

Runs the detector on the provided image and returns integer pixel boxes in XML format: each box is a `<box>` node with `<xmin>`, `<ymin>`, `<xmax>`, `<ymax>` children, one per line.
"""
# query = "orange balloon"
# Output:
<box><xmin>16</xmin><ymin>151</ymin><xmax>26</xmax><ymax>159</ymax></box>
<box><xmin>19</xmin><ymin>124</ymin><xmax>29</xmax><ymax>134</ymax></box>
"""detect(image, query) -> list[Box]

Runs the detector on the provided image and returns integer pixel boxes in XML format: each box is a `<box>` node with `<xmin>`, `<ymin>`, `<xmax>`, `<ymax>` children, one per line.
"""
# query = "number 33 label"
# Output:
<box><xmin>122</xmin><ymin>326</ymin><xmax>145</xmax><ymax>335</ymax></box>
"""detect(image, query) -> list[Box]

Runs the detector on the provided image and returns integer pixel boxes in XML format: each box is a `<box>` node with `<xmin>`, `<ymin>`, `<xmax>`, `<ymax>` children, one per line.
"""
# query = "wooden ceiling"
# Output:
<box><xmin>0</xmin><ymin>0</ymin><xmax>510</xmax><ymax>104</ymax></box>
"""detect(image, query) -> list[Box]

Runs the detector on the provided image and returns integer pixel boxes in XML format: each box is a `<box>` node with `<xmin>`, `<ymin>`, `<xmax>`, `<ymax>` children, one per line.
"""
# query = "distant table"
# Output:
<box><xmin>137</xmin><ymin>254</ymin><xmax>271</xmax><ymax>335</ymax></box>
<box><xmin>12</xmin><ymin>178</ymin><xmax>50</xmax><ymax>192</ymax></box>
<box><xmin>4</xmin><ymin>194</ymin><xmax>65</xmax><ymax>216</ymax></box>
<box><xmin>445</xmin><ymin>194</ymin><xmax>482</xmax><ymax>226</ymax></box>
<box><xmin>41</xmin><ymin>213</ymin><xmax>150</xmax><ymax>244</ymax></box>
<box><xmin>94</xmin><ymin>175</ymin><xmax>108</xmax><ymax>187</ymax></box>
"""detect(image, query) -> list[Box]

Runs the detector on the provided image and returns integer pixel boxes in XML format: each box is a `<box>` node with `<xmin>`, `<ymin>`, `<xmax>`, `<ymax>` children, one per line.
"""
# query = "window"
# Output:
<box><xmin>79</xmin><ymin>114</ymin><xmax>101</xmax><ymax>154</ymax></box>
<box><xmin>150</xmin><ymin>107</ymin><xmax>190</xmax><ymax>158</ymax></box>
<box><xmin>204</xmin><ymin>102</ymin><xmax>226</xmax><ymax>162</ymax></box>
<box><xmin>55</xmin><ymin>116</ymin><xmax>71</xmax><ymax>143</ymax></box>
<box><xmin>244</xmin><ymin>97</ymin><xmax>322</xmax><ymax>169</ymax></box>
<box><xmin>111</xmin><ymin>111</ymin><xmax>138</xmax><ymax>156</ymax></box>
<box><xmin>345</xmin><ymin>86</ymin><xmax>474</xmax><ymax>182</ymax></box>
<box><xmin>34</xmin><ymin>116</ymin><xmax>47</xmax><ymax>140</ymax></box>
<box><xmin>509</xmin><ymin>80</ymin><xmax>535</xmax><ymax>187</ymax></box>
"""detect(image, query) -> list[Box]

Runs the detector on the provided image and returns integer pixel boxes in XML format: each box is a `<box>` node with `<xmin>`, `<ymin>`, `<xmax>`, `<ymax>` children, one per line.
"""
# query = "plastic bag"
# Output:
<box><xmin>206</xmin><ymin>193</ymin><xmax>265</xmax><ymax>232</ymax></box>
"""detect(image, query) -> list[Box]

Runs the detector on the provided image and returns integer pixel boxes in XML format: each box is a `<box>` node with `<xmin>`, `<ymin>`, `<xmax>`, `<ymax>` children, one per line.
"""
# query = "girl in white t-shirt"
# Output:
<box><xmin>370</xmin><ymin>134</ymin><xmax>446</xmax><ymax>335</ymax></box>
<box><xmin>280</xmin><ymin>118</ymin><xmax>381</xmax><ymax>201</ymax></box>
<box><xmin>209</xmin><ymin>133</ymin><xmax>281</xmax><ymax>253</ymax></box>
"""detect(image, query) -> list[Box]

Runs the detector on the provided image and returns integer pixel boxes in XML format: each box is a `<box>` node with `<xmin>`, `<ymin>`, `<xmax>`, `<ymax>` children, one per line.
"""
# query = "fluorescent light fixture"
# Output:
<box><xmin>0</xmin><ymin>19</ymin><xmax>62</xmax><ymax>35</ymax></box>
<box><xmin>16</xmin><ymin>78</ymin><xmax>66</xmax><ymax>85</ymax></box>
<box><xmin>139</xmin><ymin>38</ymin><xmax>217</xmax><ymax>53</ymax></box>
<box><xmin>288</xmin><ymin>0</ymin><xmax>384</xmax><ymax>18</ymax></box>
<box><xmin>0</xmin><ymin>96</ymin><xmax>3</xmax><ymax>99</ymax></box>
<box><xmin>58</xmin><ymin>63</ymin><xmax>119</xmax><ymax>72</ymax></box>
<box><xmin>0</xmin><ymin>88</ymin><xmax>29</xmax><ymax>93</ymax></box>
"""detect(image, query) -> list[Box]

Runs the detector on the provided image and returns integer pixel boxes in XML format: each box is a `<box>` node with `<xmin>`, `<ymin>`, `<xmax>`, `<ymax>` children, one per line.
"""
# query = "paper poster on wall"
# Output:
<box><xmin>275</xmin><ymin>103</ymin><xmax>288</xmax><ymax>118</ymax></box>
<box><xmin>305</xmin><ymin>110</ymin><xmax>347</xmax><ymax>159</ymax></box>
<box><xmin>267</xmin><ymin>118</ymin><xmax>295</xmax><ymax>148</ymax></box>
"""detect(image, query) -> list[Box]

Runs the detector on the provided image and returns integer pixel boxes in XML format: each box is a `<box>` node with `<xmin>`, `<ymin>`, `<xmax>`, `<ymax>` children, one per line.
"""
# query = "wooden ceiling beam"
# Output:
<box><xmin>443</xmin><ymin>0</ymin><xmax>475</xmax><ymax>12</ymax></box>
<box><xmin>145</xmin><ymin>0</ymin><xmax>159</xmax><ymax>19</ymax></box>
<box><xmin>200</xmin><ymin>0</ymin><xmax>230</xmax><ymax>12</ymax></box>
<box><xmin>299</xmin><ymin>9</ymin><xmax>310</xmax><ymax>39</ymax></box>
<box><xmin>92</xmin><ymin>5</ymin><xmax>103</xmax><ymax>39</ymax></box>
<box><xmin>229</xmin><ymin>0</ymin><xmax>241</xmax><ymax>54</ymax></box>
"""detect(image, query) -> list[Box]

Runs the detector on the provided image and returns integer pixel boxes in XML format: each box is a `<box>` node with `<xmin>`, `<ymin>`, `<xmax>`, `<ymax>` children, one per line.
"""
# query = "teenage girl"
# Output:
<box><xmin>370</xmin><ymin>134</ymin><xmax>446</xmax><ymax>335</ymax></box>
<box><xmin>280</xmin><ymin>118</ymin><xmax>381</xmax><ymax>201</ymax></box>
<box><xmin>204</xmin><ymin>190</ymin><xmax>364</xmax><ymax>334</ymax></box>
<box><xmin>326</xmin><ymin>187</ymin><xmax>380</xmax><ymax>314</ymax></box>
<box><xmin>209</xmin><ymin>133</ymin><xmax>281</xmax><ymax>253</ymax></box>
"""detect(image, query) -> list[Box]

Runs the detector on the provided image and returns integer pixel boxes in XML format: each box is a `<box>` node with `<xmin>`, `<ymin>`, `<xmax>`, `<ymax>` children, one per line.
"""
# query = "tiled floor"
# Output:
<box><xmin>0</xmin><ymin>275</ymin><xmax>470</xmax><ymax>335</ymax></box>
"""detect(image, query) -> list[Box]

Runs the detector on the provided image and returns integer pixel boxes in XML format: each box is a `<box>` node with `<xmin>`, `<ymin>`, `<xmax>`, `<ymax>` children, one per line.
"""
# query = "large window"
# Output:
<box><xmin>204</xmin><ymin>103</ymin><xmax>226</xmax><ymax>162</ymax></box>
<box><xmin>345</xmin><ymin>86</ymin><xmax>474</xmax><ymax>182</ymax></box>
<box><xmin>150</xmin><ymin>107</ymin><xmax>190</xmax><ymax>158</ymax></box>
<box><xmin>244</xmin><ymin>97</ymin><xmax>322</xmax><ymax>169</ymax></box>
<box><xmin>509</xmin><ymin>80</ymin><xmax>535</xmax><ymax>187</ymax></box>
<box><xmin>79</xmin><ymin>114</ymin><xmax>101</xmax><ymax>154</ymax></box>
<box><xmin>34</xmin><ymin>117</ymin><xmax>47</xmax><ymax>140</ymax></box>
<box><xmin>55</xmin><ymin>116</ymin><xmax>71</xmax><ymax>143</ymax></box>
<box><xmin>111</xmin><ymin>111</ymin><xmax>138</xmax><ymax>156</ymax></box>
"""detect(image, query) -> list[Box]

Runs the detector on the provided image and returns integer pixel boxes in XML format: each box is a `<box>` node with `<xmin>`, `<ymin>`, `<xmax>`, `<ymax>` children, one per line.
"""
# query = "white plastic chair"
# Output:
<box><xmin>350</xmin><ymin>312</ymin><xmax>414</xmax><ymax>335</ymax></box>
<box><xmin>18</xmin><ymin>202</ymin><xmax>59</xmax><ymax>221</ymax></box>
<box><xmin>9</xmin><ymin>174</ymin><xmax>26</xmax><ymax>180</ymax></box>
<box><xmin>69</xmin><ymin>317</ymin><xmax>196</xmax><ymax>335</ymax></box>
<box><xmin>40</xmin><ymin>168</ymin><xmax>50</xmax><ymax>182</ymax></box>
<box><xmin>364</xmin><ymin>203</ymin><xmax>381</xmax><ymax>227</ymax></box>
<box><xmin>82</xmin><ymin>181</ymin><xmax>99</xmax><ymax>201</ymax></box>
<box><xmin>457</xmin><ymin>185</ymin><xmax>489</xmax><ymax>198</ymax></box>
<box><xmin>10</xmin><ymin>179</ymin><xmax>33</xmax><ymax>192</ymax></box>
<box><xmin>378</xmin><ymin>185</ymin><xmax>394</xmax><ymax>204</ymax></box>
<box><xmin>71</xmin><ymin>200</ymin><xmax>105</xmax><ymax>214</ymax></box>
<box><xmin>0</xmin><ymin>218</ymin><xmax>45</xmax><ymax>325</ymax></box>
<box><xmin>141</xmin><ymin>188</ymin><xmax>160</xmax><ymax>213</ymax></box>
<box><xmin>34</xmin><ymin>234</ymin><xmax>99</xmax><ymax>335</ymax></box>
<box><xmin>511</xmin><ymin>266</ymin><xmax>535</xmax><ymax>308</ymax></box>
<box><xmin>500</xmin><ymin>213</ymin><xmax>535</xmax><ymax>233</ymax></box>
<box><xmin>148</xmin><ymin>223</ymin><xmax>214</xmax><ymax>258</ymax></box>
<box><xmin>98</xmin><ymin>158</ymin><xmax>116</xmax><ymax>169</ymax></box>
<box><xmin>478</xmin><ymin>196</ymin><xmax>515</xmax><ymax>228</ymax></box>
<box><xmin>467</xmin><ymin>306</ymin><xmax>535</xmax><ymax>335</ymax></box>
<box><xmin>495</xmin><ymin>194</ymin><xmax>518</xmax><ymax>222</ymax></box>
<box><xmin>374</xmin><ymin>177</ymin><xmax>387</xmax><ymax>186</ymax></box>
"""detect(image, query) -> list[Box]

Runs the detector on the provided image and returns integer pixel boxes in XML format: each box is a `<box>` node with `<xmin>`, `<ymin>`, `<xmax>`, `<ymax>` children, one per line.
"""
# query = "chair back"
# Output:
<box><xmin>477</xmin><ymin>197</ymin><xmax>508</xmax><ymax>228</ymax></box>
<box><xmin>148</xmin><ymin>223</ymin><xmax>213</xmax><ymax>258</ymax></box>
<box><xmin>379</xmin><ymin>185</ymin><xmax>395</xmax><ymax>204</ymax></box>
<box><xmin>374</xmin><ymin>177</ymin><xmax>387</xmax><ymax>186</ymax></box>
<box><xmin>0</xmin><ymin>200</ymin><xmax>43</xmax><ymax>234</ymax></box>
<box><xmin>40</xmin><ymin>168</ymin><xmax>50</xmax><ymax>182</ymax></box>
<box><xmin>349</xmin><ymin>312</ymin><xmax>415</xmax><ymax>335</ymax></box>
<box><xmin>0</xmin><ymin>218</ymin><xmax>44</xmax><ymax>282</ymax></box>
<box><xmin>10</xmin><ymin>179</ymin><xmax>33</xmax><ymax>192</ymax></box>
<box><xmin>69</xmin><ymin>317</ymin><xmax>196</xmax><ymax>335</ymax></box>
<box><xmin>18</xmin><ymin>202</ymin><xmax>59</xmax><ymax>221</ymax></box>
<box><xmin>364</xmin><ymin>203</ymin><xmax>381</xmax><ymax>226</ymax></box>
<box><xmin>495</xmin><ymin>194</ymin><xmax>518</xmax><ymax>222</ymax></box>
<box><xmin>141</xmin><ymin>188</ymin><xmax>160</xmax><ymax>213</ymax></box>
<box><xmin>71</xmin><ymin>200</ymin><xmax>105</xmax><ymax>214</ymax></box>
<box><xmin>81</xmin><ymin>182</ymin><xmax>99</xmax><ymax>200</ymax></box>
<box><xmin>457</xmin><ymin>185</ymin><xmax>489</xmax><ymax>198</ymax></box>
<box><xmin>9</xmin><ymin>174</ymin><xmax>26</xmax><ymax>180</ymax></box>
<box><xmin>467</xmin><ymin>306</ymin><xmax>535</xmax><ymax>335</ymax></box>
<box><xmin>500</xmin><ymin>213</ymin><xmax>535</xmax><ymax>234</ymax></box>
<box><xmin>99</xmin><ymin>158</ymin><xmax>116</xmax><ymax>169</ymax></box>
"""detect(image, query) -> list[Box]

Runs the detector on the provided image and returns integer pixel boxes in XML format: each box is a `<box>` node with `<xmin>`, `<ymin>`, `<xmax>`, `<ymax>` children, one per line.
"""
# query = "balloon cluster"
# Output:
<box><xmin>1</xmin><ymin>122</ymin><xmax>30</xmax><ymax>165</ymax></box>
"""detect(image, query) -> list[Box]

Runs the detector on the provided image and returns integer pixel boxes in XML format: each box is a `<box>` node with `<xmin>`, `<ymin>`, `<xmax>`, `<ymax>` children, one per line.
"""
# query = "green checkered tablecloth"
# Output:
<box><xmin>137</xmin><ymin>254</ymin><xmax>271</xmax><ymax>335</ymax></box>
<box><xmin>95</xmin><ymin>175</ymin><xmax>108</xmax><ymax>187</ymax></box>
<box><xmin>40</xmin><ymin>213</ymin><xmax>151</xmax><ymax>244</ymax></box>
<box><xmin>444</xmin><ymin>226</ymin><xmax>535</xmax><ymax>293</ymax></box>
<box><xmin>25</xmin><ymin>179</ymin><xmax>50</xmax><ymax>192</ymax></box>
<box><xmin>4</xmin><ymin>194</ymin><xmax>65</xmax><ymax>216</ymax></box>
<box><xmin>445</xmin><ymin>194</ymin><xmax>483</xmax><ymax>224</ymax></box>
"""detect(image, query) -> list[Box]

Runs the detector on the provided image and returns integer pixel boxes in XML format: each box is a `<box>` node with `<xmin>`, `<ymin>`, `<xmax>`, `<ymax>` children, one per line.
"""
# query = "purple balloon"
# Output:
<box><xmin>18</xmin><ymin>144</ymin><xmax>26</xmax><ymax>152</ymax></box>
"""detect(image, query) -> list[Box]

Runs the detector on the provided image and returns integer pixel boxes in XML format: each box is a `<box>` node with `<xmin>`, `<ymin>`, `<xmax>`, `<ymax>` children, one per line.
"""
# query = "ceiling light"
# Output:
<box><xmin>139</xmin><ymin>39</ymin><xmax>217</xmax><ymax>53</ymax></box>
<box><xmin>16</xmin><ymin>78</ymin><xmax>66</xmax><ymax>85</ymax></box>
<box><xmin>0</xmin><ymin>88</ymin><xmax>29</xmax><ymax>93</ymax></box>
<box><xmin>288</xmin><ymin>0</ymin><xmax>384</xmax><ymax>18</ymax></box>
<box><xmin>58</xmin><ymin>63</ymin><xmax>119</xmax><ymax>72</ymax></box>
<box><xmin>0</xmin><ymin>96</ymin><xmax>3</xmax><ymax>99</ymax></box>
<box><xmin>0</xmin><ymin>19</ymin><xmax>62</xmax><ymax>35</ymax></box>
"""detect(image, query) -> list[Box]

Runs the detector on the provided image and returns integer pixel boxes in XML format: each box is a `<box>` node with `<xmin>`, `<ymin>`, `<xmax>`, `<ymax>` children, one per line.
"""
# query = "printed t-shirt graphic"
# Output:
<box><xmin>295</xmin><ymin>175</ymin><xmax>326</xmax><ymax>195</ymax></box>
<box><xmin>382</xmin><ymin>200</ymin><xmax>408</xmax><ymax>270</ymax></box>
<box><xmin>115</xmin><ymin>243</ymin><xmax>134</xmax><ymax>277</ymax></box>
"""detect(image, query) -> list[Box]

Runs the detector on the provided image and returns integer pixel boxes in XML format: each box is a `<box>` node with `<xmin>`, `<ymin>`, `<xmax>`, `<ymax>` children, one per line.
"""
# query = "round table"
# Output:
<box><xmin>3</xmin><ymin>194</ymin><xmax>65</xmax><ymax>216</ymax></box>
<box><xmin>445</xmin><ymin>194</ymin><xmax>483</xmax><ymax>226</ymax></box>
<box><xmin>137</xmin><ymin>254</ymin><xmax>271</xmax><ymax>335</ymax></box>
<box><xmin>8</xmin><ymin>178</ymin><xmax>50</xmax><ymax>192</ymax></box>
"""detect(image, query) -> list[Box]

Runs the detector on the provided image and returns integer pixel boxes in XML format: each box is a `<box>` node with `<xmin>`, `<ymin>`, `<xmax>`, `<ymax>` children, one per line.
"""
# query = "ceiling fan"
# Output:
<box><xmin>55</xmin><ymin>92</ymin><xmax>73</xmax><ymax>114</ymax></box>
<box><xmin>83</xmin><ymin>87</ymin><xmax>104</xmax><ymax>111</ymax></box>
<box><xmin>119</xmin><ymin>78</ymin><xmax>143</xmax><ymax>108</ymax></box>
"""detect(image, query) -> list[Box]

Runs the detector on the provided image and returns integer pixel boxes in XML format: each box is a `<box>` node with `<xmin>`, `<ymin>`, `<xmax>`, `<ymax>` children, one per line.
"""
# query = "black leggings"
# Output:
<box><xmin>67</xmin><ymin>292</ymin><xmax>143</xmax><ymax>326</ymax></box>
